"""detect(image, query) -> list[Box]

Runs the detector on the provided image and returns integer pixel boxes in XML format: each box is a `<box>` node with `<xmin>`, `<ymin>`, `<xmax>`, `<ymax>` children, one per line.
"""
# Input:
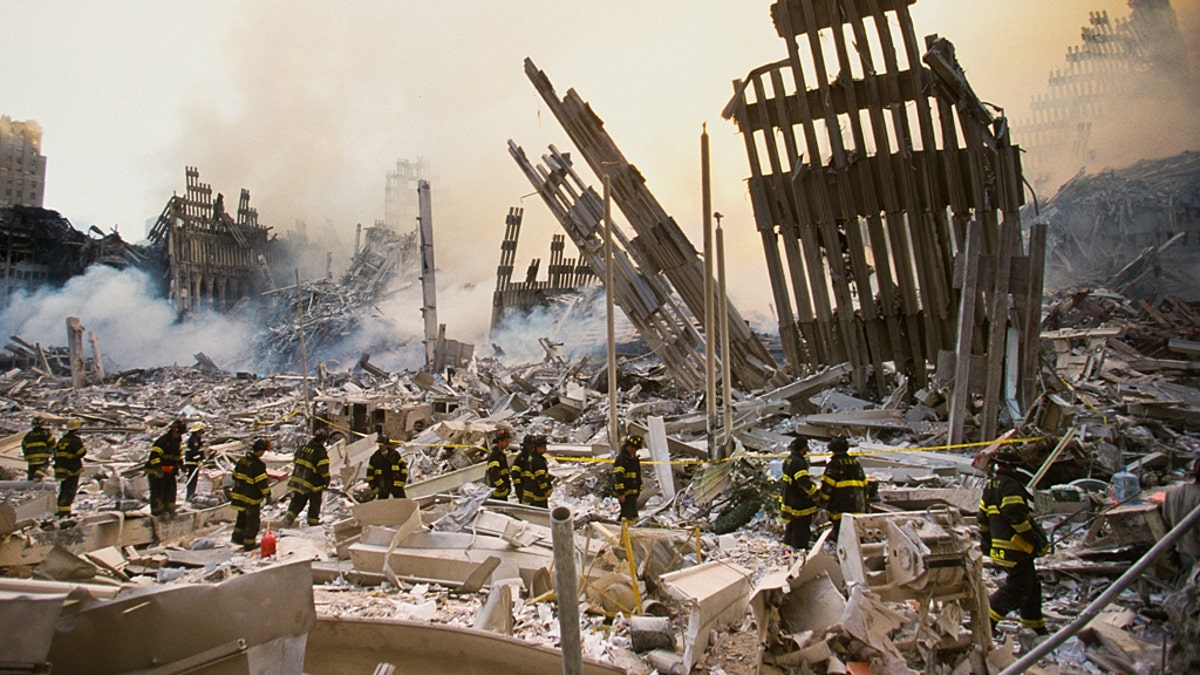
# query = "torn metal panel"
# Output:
<box><xmin>660</xmin><ymin>559</ymin><xmax>754</xmax><ymax>672</ymax></box>
<box><xmin>0</xmin><ymin>480</ymin><xmax>56</xmax><ymax>534</ymax></box>
<box><xmin>305</xmin><ymin>616</ymin><xmax>625</xmax><ymax>674</ymax></box>
<box><xmin>45</xmin><ymin>560</ymin><xmax>315</xmax><ymax>674</ymax></box>
<box><xmin>647</xmin><ymin>416</ymin><xmax>675</xmax><ymax>502</ymax></box>
<box><xmin>750</xmin><ymin>531</ymin><xmax>843</xmax><ymax>642</ymax></box>
<box><xmin>348</xmin><ymin>531</ymin><xmax>552</xmax><ymax>587</ymax></box>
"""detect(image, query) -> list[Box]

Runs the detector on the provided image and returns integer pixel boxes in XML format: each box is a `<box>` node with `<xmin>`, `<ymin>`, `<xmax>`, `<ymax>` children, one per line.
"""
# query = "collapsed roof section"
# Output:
<box><xmin>724</xmin><ymin>0</ymin><xmax>1042</xmax><ymax>443</ymax></box>
<box><xmin>0</xmin><ymin>205</ymin><xmax>145</xmax><ymax>309</ymax></box>
<box><xmin>511</xmin><ymin>59</ymin><xmax>783</xmax><ymax>393</ymax></box>
<box><xmin>148</xmin><ymin>166</ymin><xmax>276</xmax><ymax>316</ymax></box>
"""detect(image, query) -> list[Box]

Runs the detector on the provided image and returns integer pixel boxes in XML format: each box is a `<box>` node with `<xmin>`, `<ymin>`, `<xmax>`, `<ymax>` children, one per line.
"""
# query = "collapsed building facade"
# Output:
<box><xmin>490</xmin><ymin>207</ymin><xmax>598</xmax><ymax>332</ymax></box>
<box><xmin>1014</xmin><ymin>0</ymin><xmax>1192</xmax><ymax>194</ymax></box>
<box><xmin>724</xmin><ymin>0</ymin><xmax>1041</xmax><ymax>447</ymax></box>
<box><xmin>147</xmin><ymin>167</ymin><xmax>277</xmax><ymax>315</ymax></box>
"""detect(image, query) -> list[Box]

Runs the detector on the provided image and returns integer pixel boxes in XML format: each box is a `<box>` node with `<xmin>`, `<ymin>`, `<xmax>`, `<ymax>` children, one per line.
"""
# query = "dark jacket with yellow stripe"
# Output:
<box><xmin>288</xmin><ymin>437</ymin><xmax>330</xmax><ymax>495</ymax></box>
<box><xmin>23</xmin><ymin>428</ymin><xmax>55</xmax><ymax>466</ymax></box>
<box><xmin>368</xmin><ymin>447</ymin><xmax>408</xmax><ymax>497</ymax></box>
<box><xmin>820</xmin><ymin>455</ymin><xmax>867</xmax><ymax>519</ymax></box>
<box><xmin>144</xmin><ymin>431</ymin><xmax>182</xmax><ymax>475</ymax></box>
<box><xmin>781</xmin><ymin>454</ymin><xmax>819</xmax><ymax>520</ymax></box>
<box><xmin>522</xmin><ymin>452</ymin><xmax>552</xmax><ymax>505</ymax></box>
<box><xmin>231</xmin><ymin>452</ymin><xmax>270</xmax><ymax>510</ymax></box>
<box><xmin>613</xmin><ymin>451</ymin><xmax>642</xmax><ymax>499</ymax></box>
<box><xmin>54</xmin><ymin>432</ymin><xmax>86</xmax><ymax>478</ymax></box>
<box><xmin>486</xmin><ymin>446</ymin><xmax>511</xmax><ymax>498</ymax></box>
<box><xmin>979</xmin><ymin>469</ymin><xmax>1047</xmax><ymax>567</ymax></box>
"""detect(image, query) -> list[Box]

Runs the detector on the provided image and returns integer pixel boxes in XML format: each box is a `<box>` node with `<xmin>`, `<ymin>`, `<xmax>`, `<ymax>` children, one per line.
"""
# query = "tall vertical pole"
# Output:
<box><xmin>418</xmin><ymin>180</ymin><xmax>438</xmax><ymax>371</ymax></box>
<box><xmin>702</xmin><ymin>124</ymin><xmax>717</xmax><ymax>461</ymax></box>
<box><xmin>717</xmin><ymin>218</ymin><xmax>733</xmax><ymax>457</ymax></box>
<box><xmin>295</xmin><ymin>269</ymin><xmax>311</xmax><ymax>433</ymax></box>
<box><xmin>551</xmin><ymin>507</ymin><xmax>583</xmax><ymax>675</ymax></box>
<box><xmin>605</xmin><ymin>174</ymin><xmax>619</xmax><ymax>454</ymax></box>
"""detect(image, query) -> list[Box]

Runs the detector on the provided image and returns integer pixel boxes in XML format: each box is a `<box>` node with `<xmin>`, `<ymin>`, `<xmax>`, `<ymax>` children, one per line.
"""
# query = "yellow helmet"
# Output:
<box><xmin>66</xmin><ymin>418</ymin><xmax>82</xmax><ymax>430</ymax></box>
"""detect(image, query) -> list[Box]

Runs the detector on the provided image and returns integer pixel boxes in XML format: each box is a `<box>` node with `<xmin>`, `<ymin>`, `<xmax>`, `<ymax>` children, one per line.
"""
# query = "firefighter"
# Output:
<box><xmin>367</xmin><ymin>437</ymin><xmax>408</xmax><ymax>499</ymax></box>
<box><xmin>979</xmin><ymin>448</ymin><xmax>1049</xmax><ymax>634</ymax></box>
<box><xmin>183</xmin><ymin>421</ymin><xmax>207</xmax><ymax>500</ymax></box>
<box><xmin>145</xmin><ymin>420</ymin><xmax>185</xmax><ymax>517</ymax></box>
<box><xmin>512</xmin><ymin>436</ymin><xmax>535</xmax><ymax>505</ymax></box>
<box><xmin>284</xmin><ymin>425</ymin><xmax>330</xmax><ymax>527</ymax></box>
<box><xmin>613</xmin><ymin>434</ymin><xmax>643</xmax><ymax>522</ymax></box>
<box><xmin>231</xmin><ymin>437</ymin><xmax>271</xmax><ymax>551</ymax></box>
<box><xmin>522</xmin><ymin>435</ymin><xmax>553</xmax><ymax>508</ymax></box>
<box><xmin>485</xmin><ymin>428</ymin><xmax>513</xmax><ymax>500</ymax></box>
<box><xmin>780</xmin><ymin>436</ymin><xmax>820</xmax><ymax>550</ymax></box>
<box><xmin>22</xmin><ymin>416</ymin><xmax>55</xmax><ymax>480</ymax></box>
<box><xmin>819</xmin><ymin>437</ymin><xmax>867</xmax><ymax>540</ymax></box>
<box><xmin>54</xmin><ymin>418</ymin><xmax>86</xmax><ymax>518</ymax></box>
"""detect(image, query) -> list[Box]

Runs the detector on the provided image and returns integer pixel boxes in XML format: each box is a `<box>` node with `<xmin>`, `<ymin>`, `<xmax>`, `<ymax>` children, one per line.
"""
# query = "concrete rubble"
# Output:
<box><xmin>0</xmin><ymin>263</ymin><xmax>1197</xmax><ymax>672</ymax></box>
<box><xmin>2</xmin><ymin>2</ymin><xmax>1198</xmax><ymax>674</ymax></box>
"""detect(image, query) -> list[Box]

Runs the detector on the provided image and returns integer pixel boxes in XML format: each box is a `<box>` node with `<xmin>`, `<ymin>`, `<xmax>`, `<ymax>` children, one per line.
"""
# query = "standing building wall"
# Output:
<box><xmin>0</xmin><ymin>116</ymin><xmax>47</xmax><ymax>209</ymax></box>
<box><xmin>148</xmin><ymin>167</ymin><xmax>275</xmax><ymax>315</ymax></box>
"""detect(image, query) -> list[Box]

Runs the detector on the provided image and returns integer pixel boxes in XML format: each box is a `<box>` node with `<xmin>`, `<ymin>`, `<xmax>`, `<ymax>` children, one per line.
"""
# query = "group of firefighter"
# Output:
<box><xmin>780</xmin><ymin>433</ymin><xmax>1049</xmax><ymax>634</ymax></box>
<box><xmin>23</xmin><ymin>413</ymin><xmax>1045</xmax><ymax>634</ymax></box>
<box><xmin>484</xmin><ymin>429</ymin><xmax>644</xmax><ymax>520</ymax></box>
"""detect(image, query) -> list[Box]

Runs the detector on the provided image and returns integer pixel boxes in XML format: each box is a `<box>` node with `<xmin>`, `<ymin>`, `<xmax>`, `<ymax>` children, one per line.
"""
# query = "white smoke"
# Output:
<box><xmin>0</xmin><ymin>266</ymin><xmax>258</xmax><ymax>371</ymax></box>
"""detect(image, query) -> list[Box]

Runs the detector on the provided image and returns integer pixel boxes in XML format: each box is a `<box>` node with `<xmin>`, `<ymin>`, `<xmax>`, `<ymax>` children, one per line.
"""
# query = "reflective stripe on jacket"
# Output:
<box><xmin>486</xmin><ymin>446</ymin><xmax>511</xmax><ymax>498</ymax></box>
<box><xmin>145</xmin><ymin>431</ymin><xmax>182</xmax><ymax>473</ymax></box>
<box><xmin>23</xmin><ymin>428</ymin><xmax>55</xmax><ymax>465</ymax></box>
<box><xmin>54</xmin><ymin>433</ymin><xmax>86</xmax><ymax>478</ymax></box>
<box><xmin>781</xmin><ymin>454</ymin><xmax>819</xmax><ymax>519</ymax></box>
<box><xmin>979</xmin><ymin>470</ymin><xmax>1045</xmax><ymax>567</ymax></box>
<box><xmin>288</xmin><ymin>438</ymin><xmax>330</xmax><ymax>494</ymax></box>
<box><xmin>613</xmin><ymin>452</ymin><xmax>642</xmax><ymax>498</ymax></box>
<box><xmin>368</xmin><ymin>448</ymin><xmax>408</xmax><ymax>495</ymax></box>
<box><xmin>231</xmin><ymin>452</ymin><xmax>270</xmax><ymax>510</ymax></box>
<box><xmin>820</xmin><ymin>454</ymin><xmax>867</xmax><ymax>519</ymax></box>
<box><xmin>522</xmin><ymin>452</ymin><xmax>552</xmax><ymax>504</ymax></box>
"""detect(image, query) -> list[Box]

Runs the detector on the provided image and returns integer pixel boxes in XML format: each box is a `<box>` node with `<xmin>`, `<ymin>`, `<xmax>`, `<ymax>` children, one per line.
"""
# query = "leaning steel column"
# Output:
<box><xmin>551</xmin><ymin>507</ymin><xmax>582</xmax><ymax>675</ymax></box>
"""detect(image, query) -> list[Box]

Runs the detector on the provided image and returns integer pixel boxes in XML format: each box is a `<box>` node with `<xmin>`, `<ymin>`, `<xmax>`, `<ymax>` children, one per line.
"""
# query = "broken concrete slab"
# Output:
<box><xmin>660</xmin><ymin>559</ymin><xmax>753</xmax><ymax>672</ymax></box>
<box><xmin>305</xmin><ymin>615</ymin><xmax>625</xmax><ymax>674</ymax></box>
<box><xmin>44</xmin><ymin>560</ymin><xmax>315</xmax><ymax>673</ymax></box>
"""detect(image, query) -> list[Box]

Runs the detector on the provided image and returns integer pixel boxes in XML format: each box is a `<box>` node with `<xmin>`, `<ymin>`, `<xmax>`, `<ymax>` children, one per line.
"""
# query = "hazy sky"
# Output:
<box><xmin>5</xmin><ymin>0</ymin><xmax>1197</xmax><ymax>334</ymax></box>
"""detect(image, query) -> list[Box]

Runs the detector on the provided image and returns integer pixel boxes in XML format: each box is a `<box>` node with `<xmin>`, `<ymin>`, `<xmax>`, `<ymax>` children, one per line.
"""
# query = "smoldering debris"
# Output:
<box><xmin>0</xmin><ymin>270</ymin><xmax>1197</xmax><ymax>673</ymax></box>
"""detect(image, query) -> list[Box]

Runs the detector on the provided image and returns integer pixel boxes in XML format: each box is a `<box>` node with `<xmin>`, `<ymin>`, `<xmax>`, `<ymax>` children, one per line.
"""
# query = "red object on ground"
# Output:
<box><xmin>260</xmin><ymin>530</ymin><xmax>277</xmax><ymax>558</ymax></box>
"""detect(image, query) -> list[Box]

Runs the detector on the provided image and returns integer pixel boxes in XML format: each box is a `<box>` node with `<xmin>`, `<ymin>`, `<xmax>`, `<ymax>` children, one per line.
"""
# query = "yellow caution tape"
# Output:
<box><xmin>547</xmin><ymin>434</ymin><xmax>1046</xmax><ymax>466</ymax></box>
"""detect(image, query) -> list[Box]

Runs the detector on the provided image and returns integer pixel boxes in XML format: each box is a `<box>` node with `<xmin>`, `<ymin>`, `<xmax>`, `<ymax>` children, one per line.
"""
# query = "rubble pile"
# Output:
<box><xmin>1037</xmin><ymin>150</ymin><xmax>1200</xmax><ymax>298</ymax></box>
<box><xmin>255</xmin><ymin>224</ymin><xmax>416</xmax><ymax>371</ymax></box>
<box><xmin>0</xmin><ymin>277</ymin><xmax>1196</xmax><ymax>673</ymax></box>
